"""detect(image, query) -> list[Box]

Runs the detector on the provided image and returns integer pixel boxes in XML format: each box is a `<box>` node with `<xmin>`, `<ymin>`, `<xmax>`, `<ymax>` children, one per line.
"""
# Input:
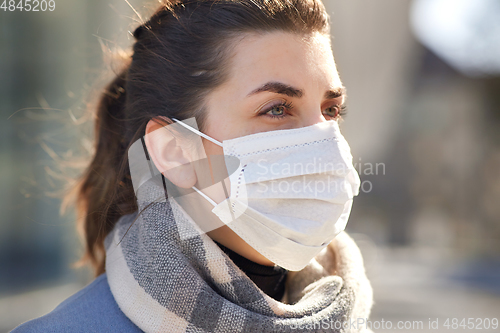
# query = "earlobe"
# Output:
<box><xmin>144</xmin><ymin>118</ymin><xmax>198</xmax><ymax>188</ymax></box>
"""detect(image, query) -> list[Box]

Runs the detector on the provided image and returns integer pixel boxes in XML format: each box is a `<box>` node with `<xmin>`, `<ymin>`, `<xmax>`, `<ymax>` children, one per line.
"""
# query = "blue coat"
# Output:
<box><xmin>12</xmin><ymin>273</ymin><xmax>142</xmax><ymax>332</ymax></box>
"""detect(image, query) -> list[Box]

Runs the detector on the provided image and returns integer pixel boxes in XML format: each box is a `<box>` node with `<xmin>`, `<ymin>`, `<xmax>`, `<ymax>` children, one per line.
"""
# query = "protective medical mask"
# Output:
<box><xmin>172</xmin><ymin>118</ymin><xmax>360</xmax><ymax>271</ymax></box>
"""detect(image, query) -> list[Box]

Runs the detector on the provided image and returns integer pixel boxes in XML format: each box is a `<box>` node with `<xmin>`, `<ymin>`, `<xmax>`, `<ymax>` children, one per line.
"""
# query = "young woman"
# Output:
<box><xmin>14</xmin><ymin>0</ymin><xmax>373</xmax><ymax>331</ymax></box>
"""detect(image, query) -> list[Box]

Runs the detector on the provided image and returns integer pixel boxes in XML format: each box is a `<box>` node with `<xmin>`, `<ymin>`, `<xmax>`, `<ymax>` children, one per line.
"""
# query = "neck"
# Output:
<box><xmin>169</xmin><ymin>185</ymin><xmax>276</xmax><ymax>267</ymax></box>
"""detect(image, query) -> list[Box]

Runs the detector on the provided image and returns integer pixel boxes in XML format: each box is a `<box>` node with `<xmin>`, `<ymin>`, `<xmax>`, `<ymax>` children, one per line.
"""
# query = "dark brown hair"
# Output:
<box><xmin>74</xmin><ymin>0</ymin><xmax>331</xmax><ymax>276</ymax></box>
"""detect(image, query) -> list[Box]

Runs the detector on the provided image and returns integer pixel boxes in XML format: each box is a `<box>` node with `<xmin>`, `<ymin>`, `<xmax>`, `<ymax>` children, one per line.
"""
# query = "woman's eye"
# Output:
<box><xmin>267</xmin><ymin>105</ymin><xmax>286</xmax><ymax>116</ymax></box>
<box><xmin>259</xmin><ymin>100</ymin><xmax>294</xmax><ymax>119</ymax></box>
<box><xmin>323</xmin><ymin>106</ymin><xmax>339</xmax><ymax>118</ymax></box>
<box><xmin>323</xmin><ymin>104</ymin><xmax>347</xmax><ymax>119</ymax></box>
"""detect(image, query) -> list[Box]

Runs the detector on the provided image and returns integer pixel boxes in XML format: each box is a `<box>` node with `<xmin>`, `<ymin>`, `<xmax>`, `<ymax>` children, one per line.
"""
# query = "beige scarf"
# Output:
<box><xmin>105</xmin><ymin>180</ymin><xmax>373</xmax><ymax>332</ymax></box>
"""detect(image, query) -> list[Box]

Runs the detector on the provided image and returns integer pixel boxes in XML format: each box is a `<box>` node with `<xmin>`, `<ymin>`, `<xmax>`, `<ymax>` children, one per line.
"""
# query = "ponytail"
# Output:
<box><xmin>74</xmin><ymin>66</ymin><xmax>137</xmax><ymax>276</ymax></box>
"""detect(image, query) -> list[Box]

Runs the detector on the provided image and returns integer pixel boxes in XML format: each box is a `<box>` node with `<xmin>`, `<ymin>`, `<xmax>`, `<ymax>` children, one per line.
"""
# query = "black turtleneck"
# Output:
<box><xmin>213</xmin><ymin>240</ymin><xmax>288</xmax><ymax>301</ymax></box>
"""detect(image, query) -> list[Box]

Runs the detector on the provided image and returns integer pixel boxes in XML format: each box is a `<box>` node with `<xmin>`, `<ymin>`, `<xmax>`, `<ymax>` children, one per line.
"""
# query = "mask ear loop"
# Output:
<box><xmin>171</xmin><ymin>118</ymin><xmax>223</xmax><ymax>147</ymax></box>
<box><xmin>191</xmin><ymin>185</ymin><xmax>217</xmax><ymax>207</ymax></box>
<box><xmin>171</xmin><ymin>118</ymin><xmax>236</xmax><ymax>223</ymax></box>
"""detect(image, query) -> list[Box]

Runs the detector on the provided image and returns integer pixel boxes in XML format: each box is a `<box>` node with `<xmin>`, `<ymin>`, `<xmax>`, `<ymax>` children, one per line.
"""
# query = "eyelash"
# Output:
<box><xmin>260</xmin><ymin>101</ymin><xmax>348</xmax><ymax>120</ymax></box>
<box><xmin>262</xmin><ymin>101</ymin><xmax>295</xmax><ymax>119</ymax></box>
<box><xmin>330</xmin><ymin>104</ymin><xmax>348</xmax><ymax>118</ymax></box>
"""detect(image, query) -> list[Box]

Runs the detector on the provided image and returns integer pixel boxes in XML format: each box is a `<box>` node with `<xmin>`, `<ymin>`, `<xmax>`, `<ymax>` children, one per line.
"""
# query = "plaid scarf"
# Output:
<box><xmin>104</xmin><ymin>180</ymin><xmax>373</xmax><ymax>332</ymax></box>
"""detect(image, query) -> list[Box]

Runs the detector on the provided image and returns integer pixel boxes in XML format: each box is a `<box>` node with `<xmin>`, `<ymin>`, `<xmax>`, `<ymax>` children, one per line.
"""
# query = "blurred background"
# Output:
<box><xmin>1</xmin><ymin>0</ymin><xmax>499</xmax><ymax>331</ymax></box>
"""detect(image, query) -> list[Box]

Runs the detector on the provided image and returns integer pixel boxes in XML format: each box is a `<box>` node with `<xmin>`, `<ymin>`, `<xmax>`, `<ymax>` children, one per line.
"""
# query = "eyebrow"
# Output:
<box><xmin>324</xmin><ymin>86</ymin><xmax>346</xmax><ymax>100</ymax></box>
<box><xmin>247</xmin><ymin>81</ymin><xmax>346</xmax><ymax>100</ymax></box>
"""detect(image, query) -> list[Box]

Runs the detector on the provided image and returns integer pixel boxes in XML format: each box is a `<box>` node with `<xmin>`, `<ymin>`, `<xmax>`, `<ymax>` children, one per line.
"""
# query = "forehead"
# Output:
<box><xmin>224</xmin><ymin>31</ymin><xmax>341</xmax><ymax>95</ymax></box>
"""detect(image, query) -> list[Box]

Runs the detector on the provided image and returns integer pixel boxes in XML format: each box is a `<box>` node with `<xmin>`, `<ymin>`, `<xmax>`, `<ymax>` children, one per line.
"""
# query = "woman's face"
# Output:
<box><xmin>202</xmin><ymin>31</ymin><xmax>345</xmax><ymax>157</ymax></box>
<box><xmin>147</xmin><ymin>30</ymin><xmax>347</xmax><ymax>266</ymax></box>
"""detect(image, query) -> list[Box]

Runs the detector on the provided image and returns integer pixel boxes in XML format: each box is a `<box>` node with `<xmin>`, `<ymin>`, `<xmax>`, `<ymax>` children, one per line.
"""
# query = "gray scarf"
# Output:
<box><xmin>104</xmin><ymin>180</ymin><xmax>373</xmax><ymax>332</ymax></box>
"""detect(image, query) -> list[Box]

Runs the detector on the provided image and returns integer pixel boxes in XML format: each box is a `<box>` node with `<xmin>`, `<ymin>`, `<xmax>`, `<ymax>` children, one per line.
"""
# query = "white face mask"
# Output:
<box><xmin>172</xmin><ymin>118</ymin><xmax>360</xmax><ymax>271</ymax></box>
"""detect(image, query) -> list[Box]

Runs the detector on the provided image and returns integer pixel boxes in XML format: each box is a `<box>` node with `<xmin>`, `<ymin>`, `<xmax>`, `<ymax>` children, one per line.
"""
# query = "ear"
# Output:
<box><xmin>144</xmin><ymin>117</ymin><xmax>197</xmax><ymax>188</ymax></box>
